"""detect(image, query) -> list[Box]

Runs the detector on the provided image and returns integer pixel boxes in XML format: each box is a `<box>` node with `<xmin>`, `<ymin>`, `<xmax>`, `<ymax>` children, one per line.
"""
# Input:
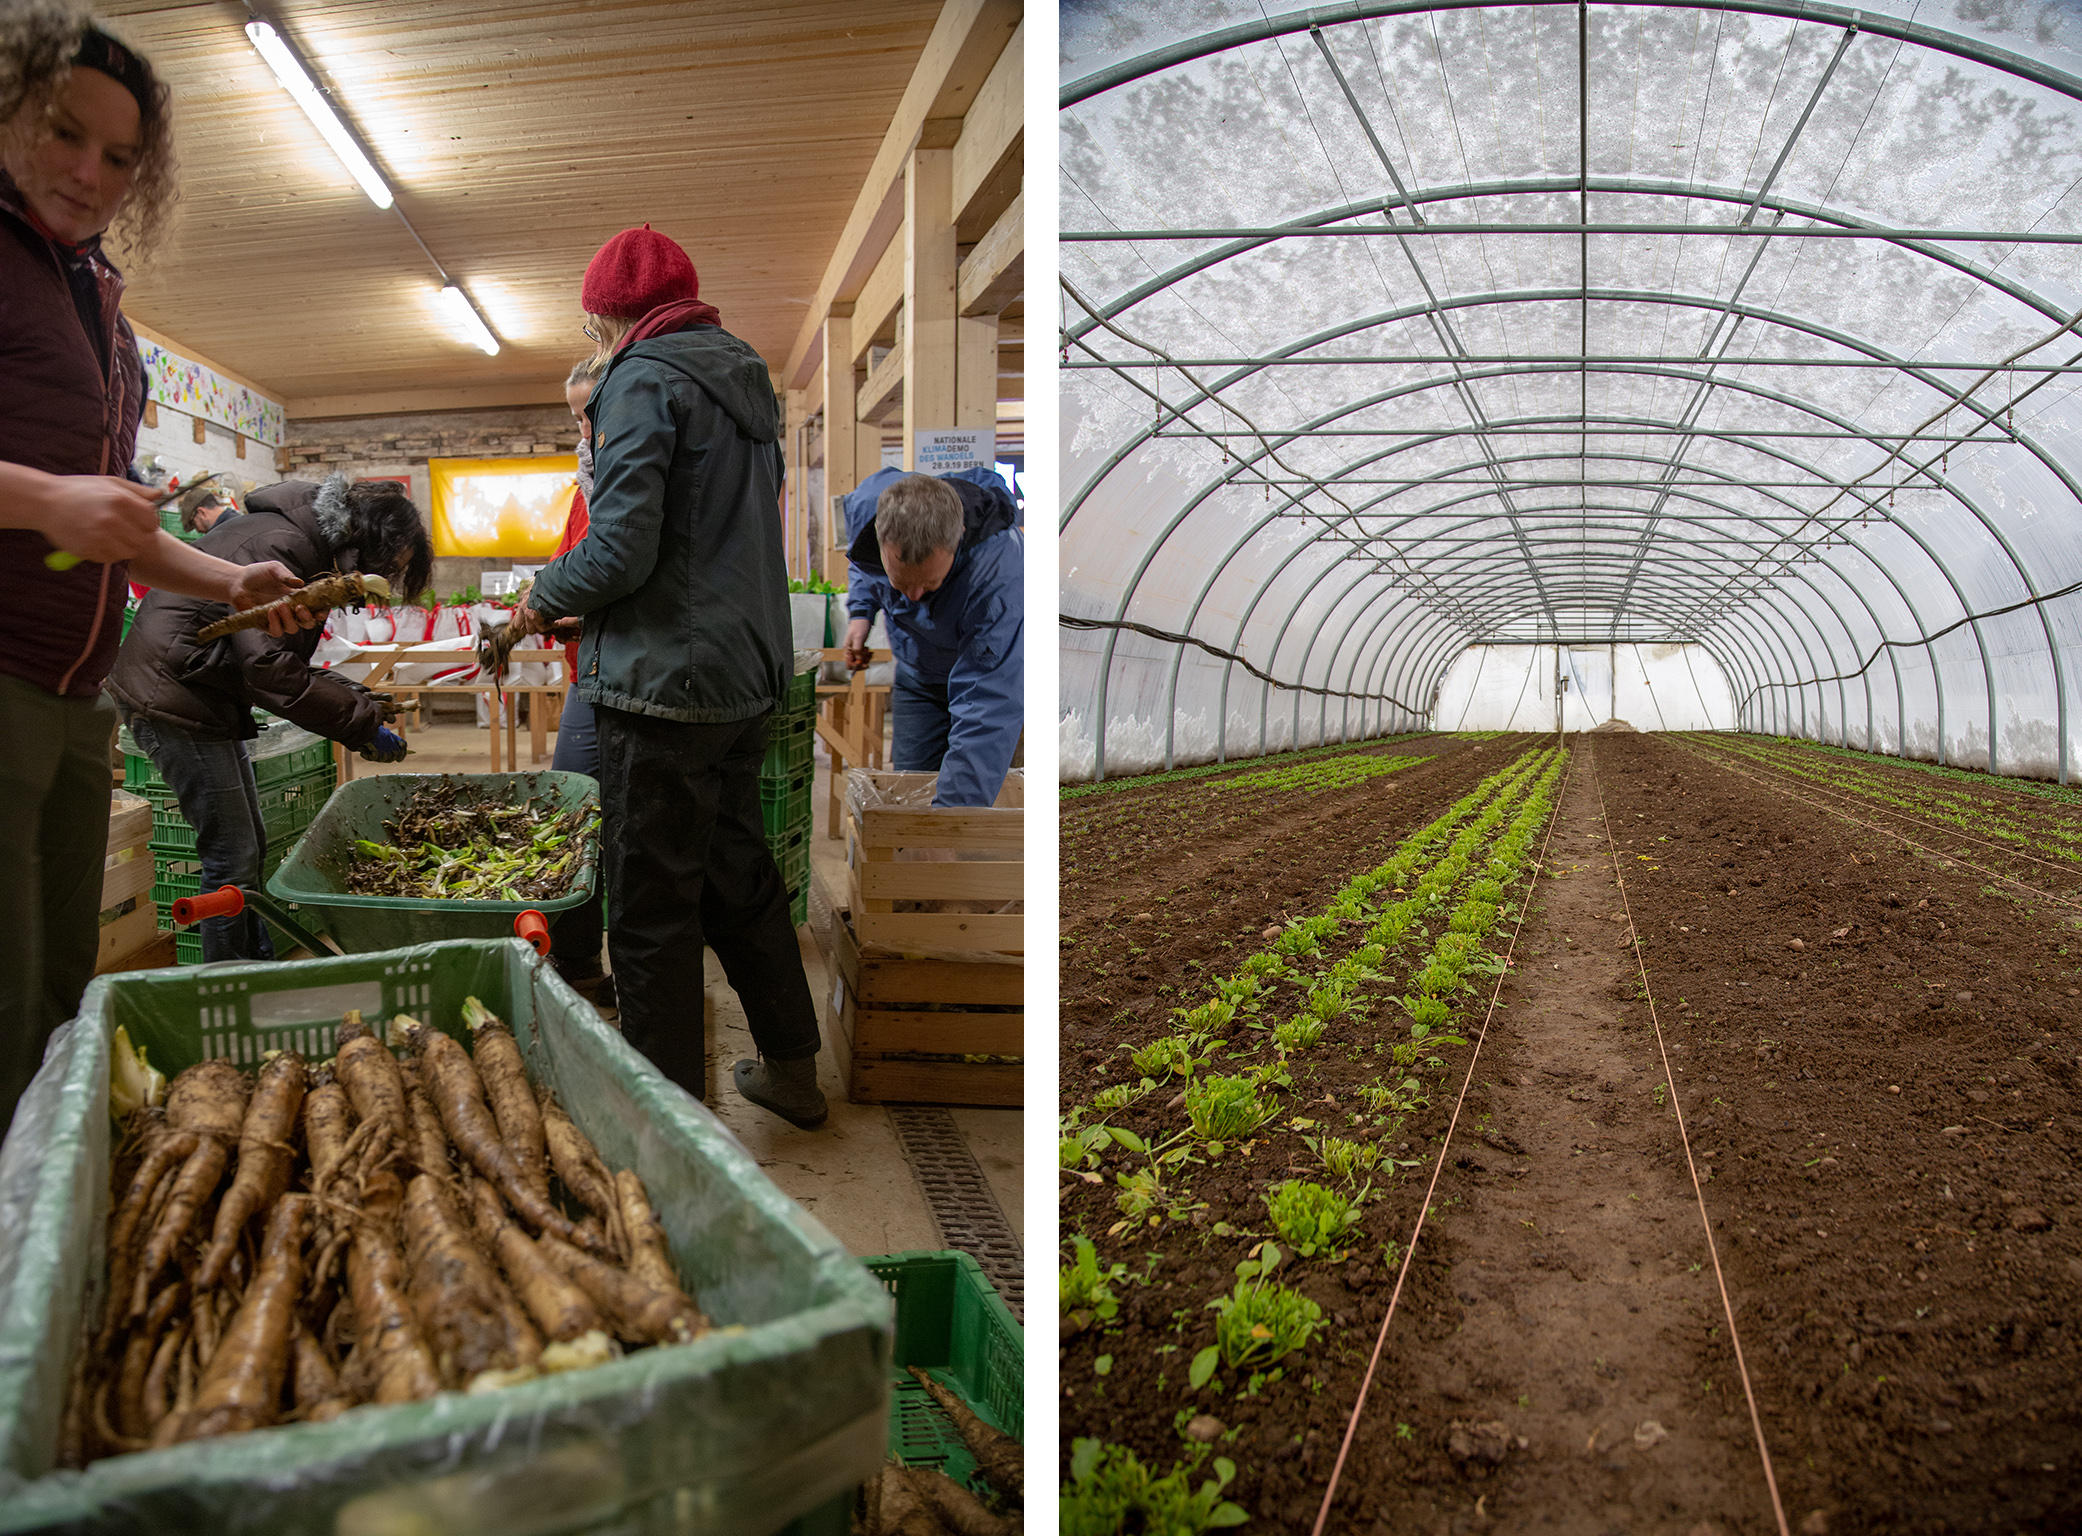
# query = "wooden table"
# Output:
<box><xmin>815</xmin><ymin>647</ymin><xmax>892</xmax><ymax>840</ymax></box>
<box><xmin>333</xmin><ymin>643</ymin><xmax>570</xmax><ymax>782</ymax></box>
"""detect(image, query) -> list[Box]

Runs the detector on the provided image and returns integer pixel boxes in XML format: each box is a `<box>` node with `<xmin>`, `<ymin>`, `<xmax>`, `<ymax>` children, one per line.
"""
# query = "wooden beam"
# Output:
<box><xmin>952</xmin><ymin>21</ymin><xmax>1022</xmax><ymax>235</ymax></box>
<box><xmin>957</xmin><ymin>188</ymin><xmax>1024</xmax><ymax>317</ymax></box>
<box><xmin>857</xmin><ymin>347</ymin><xmax>905</xmax><ymax>425</ymax></box>
<box><xmin>782</xmin><ymin>0</ymin><xmax>1023</xmax><ymax>389</ymax></box>
<box><xmin>851</xmin><ymin>233</ymin><xmax>906</xmax><ymax>365</ymax></box>
<box><xmin>903</xmin><ymin>146</ymin><xmax>956</xmax><ymax>468</ymax></box>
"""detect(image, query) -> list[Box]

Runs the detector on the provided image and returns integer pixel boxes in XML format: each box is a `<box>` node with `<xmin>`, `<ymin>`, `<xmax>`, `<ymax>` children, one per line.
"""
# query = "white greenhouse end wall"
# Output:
<box><xmin>1433</xmin><ymin>643</ymin><xmax>1736</xmax><ymax>734</ymax></box>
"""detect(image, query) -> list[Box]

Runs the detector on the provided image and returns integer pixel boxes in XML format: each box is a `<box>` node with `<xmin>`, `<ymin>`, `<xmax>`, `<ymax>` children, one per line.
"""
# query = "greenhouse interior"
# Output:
<box><xmin>1058</xmin><ymin>3</ymin><xmax>2082</xmax><ymax>1533</ymax></box>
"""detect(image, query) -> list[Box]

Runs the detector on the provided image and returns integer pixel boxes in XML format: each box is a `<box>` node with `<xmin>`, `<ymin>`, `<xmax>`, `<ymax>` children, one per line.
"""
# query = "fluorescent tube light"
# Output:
<box><xmin>245</xmin><ymin>20</ymin><xmax>393</xmax><ymax>210</ymax></box>
<box><xmin>439</xmin><ymin>284</ymin><xmax>502</xmax><ymax>355</ymax></box>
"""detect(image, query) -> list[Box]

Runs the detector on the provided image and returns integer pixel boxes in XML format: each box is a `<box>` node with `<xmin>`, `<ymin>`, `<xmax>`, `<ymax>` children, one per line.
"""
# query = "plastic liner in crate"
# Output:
<box><xmin>863</xmin><ymin>1251</ymin><xmax>1021</xmax><ymax>1493</ymax></box>
<box><xmin>0</xmin><ymin>939</ymin><xmax>893</xmax><ymax>1535</ymax></box>
<box><xmin>266</xmin><ymin>772</ymin><xmax>598</xmax><ymax>953</ymax></box>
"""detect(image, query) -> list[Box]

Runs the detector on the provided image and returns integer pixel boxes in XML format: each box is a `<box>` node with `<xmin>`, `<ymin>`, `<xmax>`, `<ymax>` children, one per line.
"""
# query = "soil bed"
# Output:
<box><xmin>1682</xmin><ymin>734</ymin><xmax>2082</xmax><ymax>907</ymax></box>
<box><xmin>1060</xmin><ymin>731</ymin><xmax>2082</xmax><ymax>1534</ymax></box>
<box><xmin>1594</xmin><ymin>731</ymin><xmax>2082</xmax><ymax>1533</ymax></box>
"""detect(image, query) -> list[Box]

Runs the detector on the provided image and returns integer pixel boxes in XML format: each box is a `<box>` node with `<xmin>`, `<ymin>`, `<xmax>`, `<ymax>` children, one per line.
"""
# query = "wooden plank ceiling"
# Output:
<box><xmin>97</xmin><ymin>0</ymin><xmax>944</xmax><ymax>415</ymax></box>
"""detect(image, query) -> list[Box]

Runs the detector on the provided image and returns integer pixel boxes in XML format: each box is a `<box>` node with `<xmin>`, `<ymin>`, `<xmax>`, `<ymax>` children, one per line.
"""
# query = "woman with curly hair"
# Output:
<box><xmin>0</xmin><ymin>3</ymin><xmax>307</xmax><ymax>1132</ymax></box>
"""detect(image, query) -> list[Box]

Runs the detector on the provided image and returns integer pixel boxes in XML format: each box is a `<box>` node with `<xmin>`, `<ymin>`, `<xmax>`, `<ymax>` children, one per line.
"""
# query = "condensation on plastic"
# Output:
<box><xmin>1059</xmin><ymin>1</ymin><xmax>2082</xmax><ymax>781</ymax></box>
<box><xmin>0</xmin><ymin>939</ymin><xmax>889</xmax><ymax>1536</ymax></box>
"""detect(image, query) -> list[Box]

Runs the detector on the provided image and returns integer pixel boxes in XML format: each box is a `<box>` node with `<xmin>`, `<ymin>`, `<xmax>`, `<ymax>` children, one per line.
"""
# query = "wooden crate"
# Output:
<box><xmin>95</xmin><ymin>789</ymin><xmax>161</xmax><ymax>973</ymax></box>
<box><xmin>812</xmin><ymin>879</ymin><xmax>1021</xmax><ymax>1108</ymax></box>
<box><xmin>843</xmin><ymin>771</ymin><xmax>1022</xmax><ymax>954</ymax></box>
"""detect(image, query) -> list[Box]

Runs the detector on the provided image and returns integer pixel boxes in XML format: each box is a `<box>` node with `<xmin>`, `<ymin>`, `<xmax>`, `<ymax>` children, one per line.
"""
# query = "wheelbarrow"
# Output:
<box><xmin>172</xmin><ymin>770</ymin><xmax>598</xmax><ymax>960</ymax></box>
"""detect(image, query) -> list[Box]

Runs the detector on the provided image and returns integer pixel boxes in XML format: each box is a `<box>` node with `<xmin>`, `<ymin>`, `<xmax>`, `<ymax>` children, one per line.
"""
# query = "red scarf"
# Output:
<box><xmin>615</xmin><ymin>296</ymin><xmax>722</xmax><ymax>350</ymax></box>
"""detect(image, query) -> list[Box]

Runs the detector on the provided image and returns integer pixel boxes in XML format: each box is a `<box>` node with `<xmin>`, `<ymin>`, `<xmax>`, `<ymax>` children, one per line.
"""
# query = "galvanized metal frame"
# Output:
<box><xmin>1061</xmin><ymin>0</ymin><xmax>2082</xmax><ymax>781</ymax></box>
<box><xmin>1072</xmin><ymin>292</ymin><xmax>2071</xmax><ymax>776</ymax></box>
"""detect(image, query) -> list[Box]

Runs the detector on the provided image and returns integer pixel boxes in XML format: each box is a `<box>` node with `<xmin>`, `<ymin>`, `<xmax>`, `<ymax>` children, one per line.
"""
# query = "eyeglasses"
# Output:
<box><xmin>582</xmin><ymin>322</ymin><xmax>599</xmax><ymax>342</ymax></box>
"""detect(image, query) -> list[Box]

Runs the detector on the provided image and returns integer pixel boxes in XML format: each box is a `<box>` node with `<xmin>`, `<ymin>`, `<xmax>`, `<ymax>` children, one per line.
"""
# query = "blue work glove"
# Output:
<box><xmin>361</xmin><ymin>726</ymin><xmax>408</xmax><ymax>763</ymax></box>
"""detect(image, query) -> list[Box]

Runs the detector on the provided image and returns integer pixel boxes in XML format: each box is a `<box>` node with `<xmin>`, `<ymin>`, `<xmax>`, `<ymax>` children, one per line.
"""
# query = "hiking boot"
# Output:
<box><xmin>732</xmin><ymin>1054</ymin><xmax>828</xmax><ymax>1129</ymax></box>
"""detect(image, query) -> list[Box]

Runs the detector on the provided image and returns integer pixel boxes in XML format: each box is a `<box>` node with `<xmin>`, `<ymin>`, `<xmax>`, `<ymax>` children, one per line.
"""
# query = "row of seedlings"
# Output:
<box><xmin>1059</xmin><ymin>745</ymin><xmax>1569</xmax><ymax>1529</ymax></box>
<box><xmin>1696</xmin><ymin>735</ymin><xmax>2082</xmax><ymax>865</ymax></box>
<box><xmin>1059</xmin><ymin>737</ymin><xmax>1435</xmax><ymax>802</ymax></box>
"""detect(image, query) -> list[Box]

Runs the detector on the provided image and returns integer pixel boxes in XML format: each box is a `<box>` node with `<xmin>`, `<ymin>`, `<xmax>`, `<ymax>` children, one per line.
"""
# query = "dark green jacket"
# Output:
<box><xmin>528</xmin><ymin>326</ymin><xmax>791</xmax><ymax>722</ymax></box>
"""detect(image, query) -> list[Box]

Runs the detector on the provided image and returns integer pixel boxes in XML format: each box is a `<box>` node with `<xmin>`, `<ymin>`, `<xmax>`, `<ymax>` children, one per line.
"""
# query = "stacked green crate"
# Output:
<box><xmin>123</xmin><ymin>720</ymin><xmax>337</xmax><ymax>963</ymax></box>
<box><xmin>762</xmin><ymin>667</ymin><xmax>818</xmax><ymax>925</ymax></box>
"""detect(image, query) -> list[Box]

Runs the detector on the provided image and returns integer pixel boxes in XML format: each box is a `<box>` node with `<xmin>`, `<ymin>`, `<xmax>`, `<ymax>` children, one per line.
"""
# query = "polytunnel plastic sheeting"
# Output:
<box><xmin>1059</xmin><ymin>0</ymin><xmax>2082</xmax><ymax>783</ymax></box>
<box><xmin>1435</xmin><ymin>643</ymin><xmax>1737</xmax><ymax>732</ymax></box>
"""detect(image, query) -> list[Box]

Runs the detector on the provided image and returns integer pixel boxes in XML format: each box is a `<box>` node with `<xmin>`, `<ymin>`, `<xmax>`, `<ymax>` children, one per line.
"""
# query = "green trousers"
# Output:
<box><xmin>0</xmin><ymin>674</ymin><xmax>116</xmax><ymax>1136</ymax></box>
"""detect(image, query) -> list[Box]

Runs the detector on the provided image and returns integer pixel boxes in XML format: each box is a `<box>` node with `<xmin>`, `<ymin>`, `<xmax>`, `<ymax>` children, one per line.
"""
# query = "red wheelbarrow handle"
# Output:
<box><xmin>514</xmin><ymin>910</ymin><xmax>551</xmax><ymax>957</ymax></box>
<box><xmin>172</xmin><ymin>885</ymin><xmax>245</xmax><ymax>926</ymax></box>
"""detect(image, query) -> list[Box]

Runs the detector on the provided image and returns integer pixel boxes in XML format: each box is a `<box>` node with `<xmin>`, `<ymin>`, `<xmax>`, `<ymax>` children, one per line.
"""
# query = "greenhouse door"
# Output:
<box><xmin>1560</xmin><ymin>647</ymin><xmax>1615</xmax><ymax>733</ymax></box>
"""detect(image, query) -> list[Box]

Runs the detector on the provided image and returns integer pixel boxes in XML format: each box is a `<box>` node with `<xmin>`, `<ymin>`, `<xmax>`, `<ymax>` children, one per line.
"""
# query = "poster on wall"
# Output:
<box><xmin>428</xmin><ymin>456</ymin><xmax>578</xmax><ymax>558</ymax></box>
<box><xmin>911</xmin><ymin>428</ymin><xmax>995</xmax><ymax>474</ymax></box>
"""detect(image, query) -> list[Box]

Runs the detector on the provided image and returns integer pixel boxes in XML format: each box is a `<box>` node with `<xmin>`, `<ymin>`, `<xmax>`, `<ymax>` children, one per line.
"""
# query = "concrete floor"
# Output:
<box><xmin>350</xmin><ymin>713</ymin><xmax>1024</xmax><ymax>1262</ymax></box>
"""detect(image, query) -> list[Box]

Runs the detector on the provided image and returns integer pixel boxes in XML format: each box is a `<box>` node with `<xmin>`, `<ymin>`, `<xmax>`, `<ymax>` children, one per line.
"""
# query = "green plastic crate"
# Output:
<box><xmin>146</xmin><ymin>764</ymin><xmax>334</xmax><ymax>859</ymax></box>
<box><xmin>784</xmin><ymin>665</ymin><xmax>817</xmax><ymax>718</ymax></box>
<box><xmin>760</xmin><ymin>765</ymin><xmax>814</xmax><ymax>843</ymax></box>
<box><xmin>762</xmin><ymin>711</ymin><xmax>815</xmax><ymax>778</ymax></box>
<box><xmin>0</xmin><ymin>940</ymin><xmax>892</xmax><ymax>1535</ymax></box>
<box><xmin>265</xmin><ymin>771</ymin><xmax>599</xmax><ymax>954</ymax></box>
<box><xmin>861</xmin><ymin>1251</ymin><xmax>1022</xmax><ymax>1495</ymax></box>
<box><xmin>779</xmin><ymin>837</ymin><xmax>810</xmax><ymax>928</ymax></box>
<box><xmin>251</xmin><ymin>733</ymin><xmax>333</xmax><ymax>789</ymax></box>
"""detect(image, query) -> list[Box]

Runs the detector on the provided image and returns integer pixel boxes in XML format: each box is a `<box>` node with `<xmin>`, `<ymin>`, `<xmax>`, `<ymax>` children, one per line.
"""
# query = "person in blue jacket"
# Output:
<box><xmin>841</xmin><ymin>467</ymin><xmax>1023</xmax><ymax>807</ymax></box>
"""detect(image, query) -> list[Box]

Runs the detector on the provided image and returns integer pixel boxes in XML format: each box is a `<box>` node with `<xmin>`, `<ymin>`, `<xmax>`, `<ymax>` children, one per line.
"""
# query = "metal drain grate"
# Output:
<box><xmin>887</xmin><ymin>1106</ymin><xmax>1023</xmax><ymax>1320</ymax></box>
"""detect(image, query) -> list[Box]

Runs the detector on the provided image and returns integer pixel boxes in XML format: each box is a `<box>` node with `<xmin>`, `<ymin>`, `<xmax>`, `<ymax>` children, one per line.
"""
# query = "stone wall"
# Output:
<box><xmin>276</xmin><ymin>405</ymin><xmax>578</xmax><ymax>600</ymax></box>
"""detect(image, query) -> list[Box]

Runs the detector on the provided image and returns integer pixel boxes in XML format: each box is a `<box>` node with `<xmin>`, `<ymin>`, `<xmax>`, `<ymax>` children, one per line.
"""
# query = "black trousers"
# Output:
<box><xmin>594</xmin><ymin>704</ymin><xmax>820</xmax><ymax>1099</ymax></box>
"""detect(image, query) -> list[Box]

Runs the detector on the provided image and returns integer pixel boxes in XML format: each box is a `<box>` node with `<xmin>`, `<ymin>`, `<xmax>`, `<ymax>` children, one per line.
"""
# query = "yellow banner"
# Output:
<box><xmin>429</xmin><ymin>455</ymin><xmax>578</xmax><ymax>558</ymax></box>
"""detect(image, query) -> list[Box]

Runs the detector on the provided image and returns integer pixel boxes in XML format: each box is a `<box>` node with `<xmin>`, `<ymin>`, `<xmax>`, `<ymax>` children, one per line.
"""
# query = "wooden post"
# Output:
<box><xmin>784</xmin><ymin>385</ymin><xmax>809</xmax><ymax>579</ymax></box>
<box><xmin>823</xmin><ymin>313</ymin><xmax>858</xmax><ymax>581</ymax></box>
<box><xmin>902</xmin><ymin>146</ymin><xmax>956</xmax><ymax>469</ymax></box>
<box><xmin>955</xmin><ymin>314</ymin><xmax>999</xmax><ymax>431</ymax></box>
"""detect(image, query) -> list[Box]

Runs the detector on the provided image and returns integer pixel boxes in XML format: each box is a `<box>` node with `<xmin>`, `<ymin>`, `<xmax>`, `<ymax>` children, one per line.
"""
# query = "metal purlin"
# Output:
<box><xmin>1069</xmin><ymin>284</ymin><xmax>2071</xmax><ymax>779</ymax></box>
<box><xmin>1062</xmin><ymin>2</ymin><xmax>2082</xmax><ymax>782</ymax></box>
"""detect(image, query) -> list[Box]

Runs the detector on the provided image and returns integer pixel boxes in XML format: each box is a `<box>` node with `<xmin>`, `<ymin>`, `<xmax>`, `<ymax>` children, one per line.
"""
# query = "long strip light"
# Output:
<box><xmin>438</xmin><ymin>285</ymin><xmax>502</xmax><ymax>356</ymax></box>
<box><xmin>244</xmin><ymin>20</ymin><xmax>393</xmax><ymax>209</ymax></box>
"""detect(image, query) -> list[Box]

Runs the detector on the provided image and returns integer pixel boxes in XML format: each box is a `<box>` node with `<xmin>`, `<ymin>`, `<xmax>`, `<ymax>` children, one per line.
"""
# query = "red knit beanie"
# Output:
<box><xmin>581</xmin><ymin>224</ymin><xmax>698</xmax><ymax>318</ymax></box>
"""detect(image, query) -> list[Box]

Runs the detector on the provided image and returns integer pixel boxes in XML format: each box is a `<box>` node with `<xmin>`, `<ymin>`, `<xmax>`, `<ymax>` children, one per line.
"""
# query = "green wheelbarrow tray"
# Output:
<box><xmin>261</xmin><ymin>770</ymin><xmax>599</xmax><ymax>955</ymax></box>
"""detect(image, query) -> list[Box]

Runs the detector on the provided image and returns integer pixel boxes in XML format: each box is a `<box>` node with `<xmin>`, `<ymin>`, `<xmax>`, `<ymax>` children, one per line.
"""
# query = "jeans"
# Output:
<box><xmin>0</xmin><ymin>676</ymin><xmax>116</xmax><ymax>1135</ymax></box>
<box><xmin>126</xmin><ymin>716</ymin><xmax>276</xmax><ymax>964</ymax></box>
<box><xmin>548</xmin><ymin>690</ymin><xmax>605</xmax><ymax>976</ymax></box>
<box><xmin>594</xmin><ymin>704</ymin><xmax>819</xmax><ymax>1100</ymax></box>
<box><xmin>890</xmin><ymin>666</ymin><xmax>952</xmax><ymax>773</ymax></box>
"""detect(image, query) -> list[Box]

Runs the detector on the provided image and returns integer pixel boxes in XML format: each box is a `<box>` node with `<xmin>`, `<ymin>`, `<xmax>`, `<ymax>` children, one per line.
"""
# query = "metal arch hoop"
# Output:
<box><xmin>1060</xmin><ymin>0</ymin><xmax>2082</xmax><ymax>110</ymax></box>
<box><xmin>1060</xmin><ymin>1</ymin><xmax>2082</xmax><ymax>780</ymax></box>
<box><xmin>1119</xmin><ymin>363</ymin><xmax>1997</xmax><ymax>782</ymax></box>
<box><xmin>1074</xmin><ymin>296</ymin><xmax>2069</xmax><ymax>780</ymax></box>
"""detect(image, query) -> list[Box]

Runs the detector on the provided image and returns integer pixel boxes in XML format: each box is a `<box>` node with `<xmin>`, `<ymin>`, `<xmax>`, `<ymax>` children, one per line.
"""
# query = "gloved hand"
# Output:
<box><xmin>360</xmin><ymin>726</ymin><xmax>408</xmax><ymax>763</ymax></box>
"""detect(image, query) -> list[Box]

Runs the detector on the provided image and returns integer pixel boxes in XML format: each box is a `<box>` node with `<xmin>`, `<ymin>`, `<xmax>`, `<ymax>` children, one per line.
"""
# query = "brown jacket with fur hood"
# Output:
<box><xmin>108</xmin><ymin>478</ymin><xmax>388</xmax><ymax>747</ymax></box>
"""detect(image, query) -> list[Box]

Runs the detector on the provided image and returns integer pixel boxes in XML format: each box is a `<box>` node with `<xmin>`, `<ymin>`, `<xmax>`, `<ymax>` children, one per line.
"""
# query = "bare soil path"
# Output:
<box><xmin>1344</xmin><ymin>744</ymin><xmax>1781</xmax><ymax>1535</ymax></box>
